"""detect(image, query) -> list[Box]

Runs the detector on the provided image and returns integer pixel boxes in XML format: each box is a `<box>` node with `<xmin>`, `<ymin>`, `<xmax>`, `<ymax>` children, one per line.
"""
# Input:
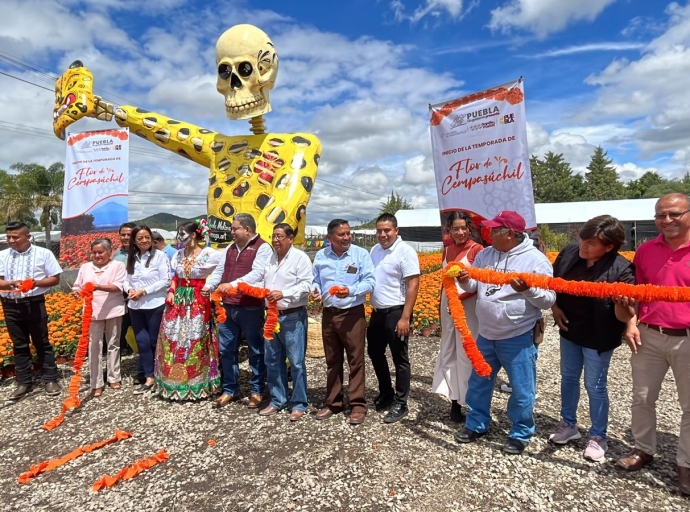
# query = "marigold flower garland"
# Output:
<box><xmin>12</xmin><ymin>278</ymin><xmax>35</xmax><ymax>293</ymax></box>
<box><xmin>444</xmin><ymin>261</ymin><xmax>690</xmax><ymax>303</ymax></box>
<box><xmin>18</xmin><ymin>430</ymin><xmax>132</xmax><ymax>484</ymax></box>
<box><xmin>328</xmin><ymin>285</ymin><xmax>348</xmax><ymax>296</ymax></box>
<box><xmin>43</xmin><ymin>282</ymin><xmax>95</xmax><ymax>431</ymax></box>
<box><xmin>442</xmin><ymin>275</ymin><xmax>492</xmax><ymax>378</ymax></box>
<box><xmin>92</xmin><ymin>449</ymin><xmax>170</xmax><ymax>492</ymax></box>
<box><xmin>211</xmin><ymin>283</ymin><xmax>280</xmax><ymax>340</ymax></box>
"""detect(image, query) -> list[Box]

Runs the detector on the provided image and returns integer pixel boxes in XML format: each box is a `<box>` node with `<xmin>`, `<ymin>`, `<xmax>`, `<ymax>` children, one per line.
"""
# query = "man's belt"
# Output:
<box><xmin>641</xmin><ymin>322</ymin><xmax>690</xmax><ymax>337</ymax></box>
<box><xmin>279</xmin><ymin>306</ymin><xmax>306</xmax><ymax>315</ymax></box>
<box><xmin>372</xmin><ymin>305</ymin><xmax>404</xmax><ymax>315</ymax></box>
<box><xmin>323</xmin><ymin>304</ymin><xmax>363</xmax><ymax>314</ymax></box>
<box><xmin>1</xmin><ymin>294</ymin><xmax>45</xmax><ymax>305</ymax></box>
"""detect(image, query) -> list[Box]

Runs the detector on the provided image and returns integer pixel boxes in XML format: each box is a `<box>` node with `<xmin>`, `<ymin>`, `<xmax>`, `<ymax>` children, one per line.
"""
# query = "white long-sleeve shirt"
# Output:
<box><xmin>123</xmin><ymin>250</ymin><xmax>171</xmax><ymax>310</ymax></box>
<box><xmin>264</xmin><ymin>247</ymin><xmax>313</xmax><ymax>310</ymax></box>
<box><xmin>205</xmin><ymin>236</ymin><xmax>273</xmax><ymax>291</ymax></box>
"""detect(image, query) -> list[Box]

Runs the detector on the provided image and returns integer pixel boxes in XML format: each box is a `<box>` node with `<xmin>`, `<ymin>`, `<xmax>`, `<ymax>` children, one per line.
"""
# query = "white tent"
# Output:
<box><xmin>304</xmin><ymin>225</ymin><xmax>328</xmax><ymax>237</ymax></box>
<box><xmin>151</xmin><ymin>228</ymin><xmax>176</xmax><ymax>241</ymax></box>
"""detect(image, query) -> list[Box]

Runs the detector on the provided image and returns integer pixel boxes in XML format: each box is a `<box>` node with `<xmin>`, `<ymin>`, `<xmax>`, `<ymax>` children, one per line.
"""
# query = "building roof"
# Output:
<box><xmin>396</xmin><ymin>198</ymin><xmax>660</xmax><ymax>227</ymax></box>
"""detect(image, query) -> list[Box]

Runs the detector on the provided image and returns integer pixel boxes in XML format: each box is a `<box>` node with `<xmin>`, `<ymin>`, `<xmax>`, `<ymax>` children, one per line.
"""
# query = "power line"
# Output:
<box><xmin>0</xmin><ymin>70</ymin><xmax>53</xmax><ymax>91</ymax></box>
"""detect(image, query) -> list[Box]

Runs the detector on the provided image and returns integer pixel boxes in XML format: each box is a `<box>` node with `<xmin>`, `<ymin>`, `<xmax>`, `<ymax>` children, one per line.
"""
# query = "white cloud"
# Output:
<box><xmin>489</xmin><ymin>0</ymin><xmax>618</xmax><ymax>38</ymax></box>
<box><xmin>529</xmin><ymin>42</ymin><xmax>644</xmax><ymax>58</ymax></box>
<box><xmin>391</xmin><ymin>0</ymin><xmax>467</xmax><ymax>23</ymax></box>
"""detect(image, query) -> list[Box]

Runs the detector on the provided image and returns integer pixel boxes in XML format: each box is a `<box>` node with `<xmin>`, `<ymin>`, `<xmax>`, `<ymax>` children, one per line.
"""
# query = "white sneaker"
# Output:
<box><xmin>549</xmin><ymin>419</ymin><xmax>581</xmax><ymax>444</ymax></box>
<box><xmin>584</xmin><ymin>436</ymin><xmax>608</xmax><ymax>462</ymax></box>
<box><xmin>500</xmin><ymin>383</ymin><xmax>512</xmax><ymax>393</ymax></box>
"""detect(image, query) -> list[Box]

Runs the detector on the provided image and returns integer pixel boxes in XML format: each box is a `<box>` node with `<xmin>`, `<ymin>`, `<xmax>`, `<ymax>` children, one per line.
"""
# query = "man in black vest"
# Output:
<box><xmin>204</xmin><ymin>213</ymin><xmax>272</xmax><ymax>409</ymax></box>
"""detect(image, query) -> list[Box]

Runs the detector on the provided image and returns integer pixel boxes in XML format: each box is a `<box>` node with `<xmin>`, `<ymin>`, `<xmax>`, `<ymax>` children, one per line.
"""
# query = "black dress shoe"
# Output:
<box><xmin>9</xmin><ymin>384</ymin><xmax>33</xmax><ymax>400</ymax></box>
<box><xmin>455</xmin><ymin>427</ymin><xmax>486</xmax><ymax>444</ymax></box>
<box><xmin>133</xmin><ymin>375</ymin><xmax>145</xmax><ymax>386</ymax></box>
<box><xmin>450</xmin><ymin>400</ymin><xmax>465</xmax><ymax>423</ymax></box>
<box><xmin>44</xmin><ymin>382</ymin><xmax>61</xmax><ymax>396</ymax></box>
<box><xmin>373</xmin><ymin>392</ymin><xmax>395</xmax><ymax>411</ymax></box>
<box><xmin>503</xmin><ymin>438</ymin><xmax>527</xmax><ymax>455</ymax></box>
<box><xmin>384</xmin><ymin>403</ymin><xmax>408</xmax><ymax>424</ymax></box>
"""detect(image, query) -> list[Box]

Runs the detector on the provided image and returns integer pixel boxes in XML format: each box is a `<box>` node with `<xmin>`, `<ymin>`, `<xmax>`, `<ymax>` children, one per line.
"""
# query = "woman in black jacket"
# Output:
<box><xmin>549</xmin><ymin>215</ymin><xmax>634</xmax><ymax>462</ymax></box>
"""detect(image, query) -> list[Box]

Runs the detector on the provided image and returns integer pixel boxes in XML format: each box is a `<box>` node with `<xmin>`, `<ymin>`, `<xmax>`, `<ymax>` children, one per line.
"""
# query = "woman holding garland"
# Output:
<box><xmin>154</xmin><ymin>221</ymin><xmax>222</xmax><ymax>400</ymax></box>
<box><xmin>124</xmin><ymin>225</ymin><xmax>171</xmax><ymax>395</ymax></box>
<box><xmin>432</xmin><ymin>211</ymin><xmax>484</xmax><ymax>422</ymax></box>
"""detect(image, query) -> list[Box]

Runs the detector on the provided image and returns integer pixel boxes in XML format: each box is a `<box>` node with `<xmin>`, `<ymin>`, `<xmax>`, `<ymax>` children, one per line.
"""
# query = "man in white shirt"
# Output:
<box><xmin>0</xmin><ymin>222</ymin><xmax>63</xmax><ymax>399</ymax></box>
<box><xmin>258</xmin><ymin>223</ymin><xmax>313</xmax><ymax>421</ymax></box>
<box><xmin>203</xmin><ymin>213</ymin><xmax>273</xmax><ymax>409</ymax></box>
<box><xmin>367</xmin><ymin>213</ymin><xmax>420</xmax><ymax>423</ymax></box>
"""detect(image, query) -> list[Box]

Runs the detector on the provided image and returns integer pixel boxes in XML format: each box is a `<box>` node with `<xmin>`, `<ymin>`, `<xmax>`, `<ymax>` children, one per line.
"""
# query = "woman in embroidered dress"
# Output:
<box><xmin>432</xmin><ymin>211</ymin><xmax>484</xmax><ymax>422</ymax></box>
<box><xmin>72</xmin><ymin>238</ymin><xmax>126</xmax><ymax>397</ymax></box>
<box><xmin>154</xmin><ymin>221</ymin><xmax>222</xmax><ymax>400</ymax></box>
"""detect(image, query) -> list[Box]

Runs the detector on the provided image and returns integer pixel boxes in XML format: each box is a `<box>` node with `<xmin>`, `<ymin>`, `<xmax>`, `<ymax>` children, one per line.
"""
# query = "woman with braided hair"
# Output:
<box><xmin>154</xmin><ymin>221</ymin><xmax>222</xmax><ymax>400</ymax></box>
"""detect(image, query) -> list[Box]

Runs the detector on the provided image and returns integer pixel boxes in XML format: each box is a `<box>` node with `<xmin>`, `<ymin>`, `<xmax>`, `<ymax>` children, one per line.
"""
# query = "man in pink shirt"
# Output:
<box><xmin>617</xmin><ymin>193</ymin><xmax>690</xmax><ymax>496</ymax></box>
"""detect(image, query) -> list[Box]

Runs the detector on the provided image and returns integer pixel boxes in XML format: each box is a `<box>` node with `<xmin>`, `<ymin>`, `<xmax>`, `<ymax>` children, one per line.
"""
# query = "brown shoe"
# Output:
<box><xmin>109</xmin><ymin>382</ymin><xmax>122</xmax><ymax>390</ymax></box>
<box><xmin>349</xmin><ymin>410</ymin><xmax>367</xmax><ymax>425</ymax></box>
<box><xmin>290</xmin><ymin>410</ymin><xmax>305</xmax><ymax>422</ymax></box>
<box><xmin>44</xmin><ymin>382</ymin><xmax>61</xmax><ymax>396</ymax></box>
<box><xmin>259</xmin><ymin>405</ymin><xmax>280</xmax><ymax>416</ymax></box>
<box><xmin>315</xmin><ymin>407</ymin><xmax>339</xmax><ymax>420</ymax></box>
<box><xmin>9</xmin><ymin>384</ymin><xmax>32</xmax><ymax>400</ymax></box>
<box><xmin>617</xmin><ymin>449</ymin><xmax>653</xmax><ymax>471</ymax></box>
<box><xmin>91</xmin><ymin>387</ymin><xmax>103</xmax><ymax>398</ymax></box>
<box><xmin>678</xmin><ymin>466</ymin><xmax>690</xmax><ymax>496</ymax></box>
<box><xmin>212</xmin><ymin>394</ymin><xmax>239</xmax><ymax>409</ymax></box>
<box><xmin>248</xmin><ymin>394</ymin><xmax>263</xmax><ymax>409</ymax></box>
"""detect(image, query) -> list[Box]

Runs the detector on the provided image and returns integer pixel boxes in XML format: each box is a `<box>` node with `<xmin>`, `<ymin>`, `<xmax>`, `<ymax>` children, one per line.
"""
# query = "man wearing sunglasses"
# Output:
<box><xmin>454</xmin><ymin>210</ymin><xmax>555</xmax><ymax>455</ymax></box>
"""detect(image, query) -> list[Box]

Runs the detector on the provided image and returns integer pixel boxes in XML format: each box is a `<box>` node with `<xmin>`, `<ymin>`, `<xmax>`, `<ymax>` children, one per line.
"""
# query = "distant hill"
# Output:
<box><xmin>133</xmin><ymin>212</ymin><xmax>206</xmax><ymax>231</ymax></box>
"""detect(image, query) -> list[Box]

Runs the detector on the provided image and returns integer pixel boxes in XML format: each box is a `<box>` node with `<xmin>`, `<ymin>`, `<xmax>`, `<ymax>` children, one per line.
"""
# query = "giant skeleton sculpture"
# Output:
<box><xmin>52</xmin><ymin>24</ymin><xmax>321</xmax><ymax>246</ymax></box>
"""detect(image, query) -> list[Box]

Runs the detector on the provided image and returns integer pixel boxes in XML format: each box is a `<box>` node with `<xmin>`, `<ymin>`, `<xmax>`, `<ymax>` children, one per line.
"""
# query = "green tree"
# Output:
<box><xmin>0</xmin><ymin>169</ymin><xmax>37</xmax><ymax>227</ymax></box>
<box><xmin>583</xmin><ymin>147</ymin><xmax>626</xmax><ymax>201</ymax></box>
<box><xmin>12</xmin><ymin>162</ymin><xmax>64</xmax><ymax>245</ymax></box>
<box><xmin>625</xmin><ymin>171</ymin><xmax>668</xmax><ymax>198</ymax></box>
<box><xmin>530</xmin><ymin>152</ymin><xmax>585</xmax><ymax>203</ymax></box>
<box><xmin>379</xmin><ymin>191</ymin><xmax>413</xmax><ymax>215</ymax></box>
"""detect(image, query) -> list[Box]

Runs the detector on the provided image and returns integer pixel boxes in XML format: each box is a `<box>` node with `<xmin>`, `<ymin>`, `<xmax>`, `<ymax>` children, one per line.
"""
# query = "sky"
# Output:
<box><xmin>0</xmin><ymin>0</ymin><xmax>685</xmax><ymax>225</ymax></box>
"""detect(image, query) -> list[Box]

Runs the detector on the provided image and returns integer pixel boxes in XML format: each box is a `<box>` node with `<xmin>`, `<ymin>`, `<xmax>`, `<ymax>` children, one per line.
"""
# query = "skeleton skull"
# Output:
<box><xmin>216</xmin><ymin>24</ymin><xmax>278</xmax><ymax>120</ymax></box>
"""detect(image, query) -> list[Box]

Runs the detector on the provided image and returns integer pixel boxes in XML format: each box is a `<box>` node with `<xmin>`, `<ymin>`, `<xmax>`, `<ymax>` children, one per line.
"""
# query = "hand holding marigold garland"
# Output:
<box><xmin>43</xmin><ymin>282</ymin><xmax>95</xmax><ymax>431</ymax></box>
<box><xmin>328</xmin><ymin>285</ymin><xmax>348</xmax><ymax>296</ymax></box>
<box><xmin>442</xmin><ymin>275</ymin><xmax>492</xmax><ymax>378</ymax></box>
<box><xmin>445</xmin><ymin>261</ymin><xmax>690</xmax><ymax>303</ymax></box>
<box><xmin>212</xmin><ymin>283</ymin><xmax>280</xmax><ymax>340</ymax></box>
<box><xmin>12</xmin><ymin>278</ymin><xmax>35</xmax><ymax>293</ymax></box>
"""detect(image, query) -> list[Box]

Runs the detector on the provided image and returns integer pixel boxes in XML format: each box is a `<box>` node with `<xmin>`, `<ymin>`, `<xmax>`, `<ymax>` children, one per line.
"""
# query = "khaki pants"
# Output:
<box><xmin>89</xmin><ymin>316</ymin><xmax>123</xmax><ymax>389</ymax></box>
<box><xmin>631</xmin><ymin>325</ymin><xmax>690</xmax><ymax>467</ymax></box>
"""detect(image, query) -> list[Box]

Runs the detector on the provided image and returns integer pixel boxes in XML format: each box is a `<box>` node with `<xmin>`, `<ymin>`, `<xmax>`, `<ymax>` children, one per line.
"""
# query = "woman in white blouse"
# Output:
<box><xmin>124</xmin><ymin>225</ymin><xmax>171</xmax><ymax>394</ymax></box>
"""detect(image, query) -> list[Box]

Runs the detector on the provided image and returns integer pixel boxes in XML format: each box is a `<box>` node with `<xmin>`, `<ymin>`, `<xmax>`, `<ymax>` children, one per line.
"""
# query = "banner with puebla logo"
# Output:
<box><xmin>429</xmin><ymin>79</ymin><xmax>536</xmax><ymax>240</ymax></box>
<box><xmin>59</xmin><ymin>128</ymin><xmax>129</xmax><ymax>268</ymax></box>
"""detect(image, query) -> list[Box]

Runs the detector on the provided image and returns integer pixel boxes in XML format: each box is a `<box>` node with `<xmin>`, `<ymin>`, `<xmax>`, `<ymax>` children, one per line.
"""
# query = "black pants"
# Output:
<box><xmin>366</xmin><ymin>307</ymin><xmax>411</xmax><ymax>405</ymax></box>
<box><xmin>2</xmin><ymin>296</ymin><xmax>57</xmax><ymax>386</ymax></box>
<box><xmin>120</xmin><ymin>306</ymin><xmax>132</xmax><ymax>350</ymax></box>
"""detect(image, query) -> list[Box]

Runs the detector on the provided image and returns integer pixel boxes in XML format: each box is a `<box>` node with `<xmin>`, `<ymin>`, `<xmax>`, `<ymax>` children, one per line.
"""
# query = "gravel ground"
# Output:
<box><xmin>1</xmin><ymin>314</ymin><xmax>688</xmax><ymax>512</ymax></box>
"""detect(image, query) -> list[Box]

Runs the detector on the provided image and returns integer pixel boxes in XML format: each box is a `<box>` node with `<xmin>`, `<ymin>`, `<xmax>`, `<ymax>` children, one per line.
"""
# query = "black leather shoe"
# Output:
<box><xmin>373</xmin><ymin>392</ymin><xmax>395</xmax><ymax>411</ymax></box>
<box><xmin>450</xmin><ymin>400</ymin><xmax>465</xmax><ymax>423</ymax></box>
<box><xmin>9</xmin><ymin>384</ymin><xmax>33</xmax><ymax>400</ymax></box>
<box><xmin>455</xmin><ymin>427</ymin><xmax>485</xmax><ymax>444</ymax></box>
<box><xmin>44</xmin><ymin>382</ymin><xmax>61</xmax><ymax>396</ymax></box>
<box><xmin>503</xmin><ymin>438</ymin><xmax>527</xmax><ymax>455</ymax></box>
<box><xmin>133</xmin><ymin>375</ymin><xmax>145</xmax><ymax>386</ymax></box>
<box><xmin>384</xmin><ymin>403</ymin><xmax>408</xmax><ymax>424</ymax></box>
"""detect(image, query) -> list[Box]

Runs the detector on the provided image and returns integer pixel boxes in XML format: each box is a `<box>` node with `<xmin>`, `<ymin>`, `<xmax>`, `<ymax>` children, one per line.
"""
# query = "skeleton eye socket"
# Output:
<box><xmin>238</xmin><ymin>62</ymin><xmax>253</xmax><ymax>77</ymax></box>
<box><xmin>218</xmin><ymin>63</ymin><xmax>232</xmax><ymax>80</ymax></box>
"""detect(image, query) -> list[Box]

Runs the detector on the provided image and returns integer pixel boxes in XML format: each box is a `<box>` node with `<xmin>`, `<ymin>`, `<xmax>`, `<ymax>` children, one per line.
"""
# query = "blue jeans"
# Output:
<box><xmin>217</xmin><ymin>305</ymin><xmax>266</xmax><ymax>396</ymax></box>
<box><xmin>559</xmin><ymin>337</ymin><xmax>613</xmax><ymax>439</ymax></box>
<box><xmin>265</xmin><ymin>308</ymin><xmax>308</xmax><ymax>412</ymax></box>
<box><xmin>465</xmin><ymin>331</ymin><xmax>537</xmax><ymax>443</ymax></box>
<box><xmin>129</xmin><ymin>305</ymin><xmax>164</xmax><ymax>378</ymax></box>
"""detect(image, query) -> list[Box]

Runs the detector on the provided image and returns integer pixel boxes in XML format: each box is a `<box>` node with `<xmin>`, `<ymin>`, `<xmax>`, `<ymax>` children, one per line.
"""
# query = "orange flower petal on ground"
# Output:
<box><xmin>92</xmin><ymin>449</ymin><xmax>170</xmax><ymax>492</ymax></box>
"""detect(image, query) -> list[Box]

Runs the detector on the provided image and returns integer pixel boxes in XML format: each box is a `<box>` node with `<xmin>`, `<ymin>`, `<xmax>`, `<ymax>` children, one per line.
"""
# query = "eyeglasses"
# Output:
<box><xmin>271</xmin><ymin>234</ymin><xmax>287</xmax><ymax>241</ymax></box>
<box><xmin>654</xmin><ymin>210</ymin><xmax>690</xmax><ymax>221</ymax></box>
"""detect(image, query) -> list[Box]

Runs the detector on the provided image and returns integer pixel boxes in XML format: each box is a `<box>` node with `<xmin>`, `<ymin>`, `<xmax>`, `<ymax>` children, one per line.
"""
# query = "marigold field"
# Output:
<box><xmin>0</xmin><ymin>250</ymin><xmax>637</xmax><ymax>368</ymax></box>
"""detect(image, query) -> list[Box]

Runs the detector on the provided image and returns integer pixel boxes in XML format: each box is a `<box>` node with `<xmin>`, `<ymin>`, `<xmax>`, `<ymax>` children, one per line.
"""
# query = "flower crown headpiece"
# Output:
<box><xmin>195</xmin><ymin>218</ymin><xmax>210</xmax><ymax>237</ymax></box>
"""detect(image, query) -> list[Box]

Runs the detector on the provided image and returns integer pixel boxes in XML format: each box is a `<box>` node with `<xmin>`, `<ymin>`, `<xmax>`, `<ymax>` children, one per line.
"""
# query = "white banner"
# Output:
<box><xmin>62</xmin><ymin>128</ymin><xmax>129</xmax><ymax>233</ymax></box>
<box><xmin>429</xmin><ymin>79</ymin><xmax>536</xmax><ymax>229</ymax></box>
